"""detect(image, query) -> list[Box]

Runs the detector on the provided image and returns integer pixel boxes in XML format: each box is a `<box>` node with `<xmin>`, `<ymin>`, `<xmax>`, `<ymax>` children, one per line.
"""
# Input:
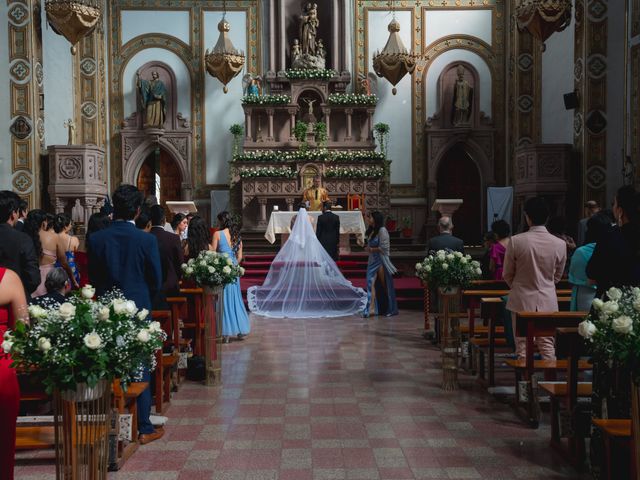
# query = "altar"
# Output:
<box><xmin>264</xmin><ymin>210</ymin><xmax>367</xmax><ymax>255</ymax></box>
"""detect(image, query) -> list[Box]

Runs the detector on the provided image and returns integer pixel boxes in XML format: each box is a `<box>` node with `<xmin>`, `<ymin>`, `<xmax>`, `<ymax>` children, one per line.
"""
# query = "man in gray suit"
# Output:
<box><xmin>427</xmin><ymin>216</ymin><xmax>464</xmax><ymax>253</ymax></box>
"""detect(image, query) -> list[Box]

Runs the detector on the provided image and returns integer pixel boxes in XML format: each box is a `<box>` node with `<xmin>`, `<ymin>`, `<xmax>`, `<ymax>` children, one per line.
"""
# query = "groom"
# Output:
<box><xmin>316</xmin><ymin>201</ymin><xmax>340</xmax><ymax>260</ymax></box>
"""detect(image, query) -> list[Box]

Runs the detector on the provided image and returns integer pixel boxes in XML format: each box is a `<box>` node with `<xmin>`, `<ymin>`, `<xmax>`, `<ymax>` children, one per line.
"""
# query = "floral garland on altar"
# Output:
<box><xmin>285</xmin><ymin>68</ymin><xmax>337</xmax><ymax>80</ymax></box>
<box><xmin>242</xmin><ymin>94</ymin><xmax>291</xmax><ymax>105</ymax></box>
<box><xmin>325</xmin><ymin>165</ymin><xmax>385</xmax><ymax>179</ymax></box>
<box><xmin>237</xmin><ymin>166</ymin><xmax>297</xmax><ymax>179</ymax></box>
<box><xmin>327</xmin><ymin>93</ymin><xmax>378</xmax><ymax>106</ymax></box>
<box><xmin>233</xmin><ymin>149</ymin><xmax>385</xmax><ymax>163</ymax></box>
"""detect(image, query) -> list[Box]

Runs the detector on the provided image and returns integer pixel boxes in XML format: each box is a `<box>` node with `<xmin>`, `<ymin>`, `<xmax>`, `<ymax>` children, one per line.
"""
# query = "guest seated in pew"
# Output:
<box><xmin>0</xmin><ymin>267</ymin><xmax>29</xmax><ymax>480</ymax></box>
<box><xmin>32</xmin><ymin>267</ymin><xmax>69</xmax><ymax>307</ymax></box>
<box><xmin>569</xmin><ymin>210</ymin><xmax>613</xmax><ymax>311</ymax></box>
<box><xmin>503</xmin><ymin>197</ymin><xmax>567</xmax><ymax>360</ymax></box>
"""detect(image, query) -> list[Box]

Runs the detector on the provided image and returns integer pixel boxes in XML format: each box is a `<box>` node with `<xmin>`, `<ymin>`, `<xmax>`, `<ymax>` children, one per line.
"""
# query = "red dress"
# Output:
<box><xmin>0</xmin><ymin>267</ymin><xmax>19</xmax><ymax>480</ymax></box>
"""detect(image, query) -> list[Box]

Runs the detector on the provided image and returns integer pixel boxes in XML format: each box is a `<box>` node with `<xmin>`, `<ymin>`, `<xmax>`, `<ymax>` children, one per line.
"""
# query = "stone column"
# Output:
<box><xmin>288</xmin><ymin>108</ymin><xmax>297</xmax><ymax>141</ymax></box>
<box><xmin>54</xmin><ymin>197</ymin><xmax>66</xmax><ymax>214</ymax></box>
<box><xmin>258</xmin><ymin>198</ymin><xmax>268</xmax><ymax>227</ymax></box>
<box><xmin>285</xmin><ymin>197</ymin><xmax>295</xmax><ymax>211</ymax></box>
<box><xmin>84</xmin><ymin>197</ymin><xmax>98</xmax><ymax>225</ymax></box>
<box><xmin>244</xmin><ymin>111</ymin><xmax>252</xmax><ymax>141</ymax></box>
<box><xmin>266</xmin><ymin>108</ymin><xmax>275</xmax><ymax>141</ymax></box>
<box><xmin>345</xmin><ymin>108</ymin><xmax>353</xmax><ymax>141</ymax></box>
<box><xmin>322</xmin><ymin>107</ymin><xmax>331</xmax><ymax>143</ymax></box>
<box><xmin>366</xmin><ymin>108</ymin><xmax>375</xmax><ymax>142</ymax></box>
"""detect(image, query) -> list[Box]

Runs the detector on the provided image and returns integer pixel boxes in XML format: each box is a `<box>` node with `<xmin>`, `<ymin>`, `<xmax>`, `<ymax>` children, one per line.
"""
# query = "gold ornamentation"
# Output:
<box><xmin>515</xmin><ymin>0</ymin><xmax>572</xmax><ymax>45</ymax></box>
<box><xmin>204</xmin><ymin>18</ymin><xmax>245</xmax><ymax>94</ymax></box>
<box><xmin>372</xmin><ymin>18</ymin><xmax>418</xmax><ymax>95</ymax></box>
<box><xmin>45</xmin><ymin>0</ymin><xmax>102</xmax><ymax>54</ymax></box>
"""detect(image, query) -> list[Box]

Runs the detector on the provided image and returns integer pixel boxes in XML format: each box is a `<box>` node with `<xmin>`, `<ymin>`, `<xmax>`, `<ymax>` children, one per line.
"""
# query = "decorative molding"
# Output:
<box><xmin>107</xmin><ymin>1</ymin><xmax>261</xmax><ymax>197</ymax></box>
<box><xmin>7</xmin><ymin>0</ymin><xmax>43</xmax><ymax>207</ymax></box>
<box><xmin>633</xmin><ymin>0</ymin><xmax>640</xmax><ymax>37</ymax></box>
<box><xmin>631</xmin><ymin>45</ymin><xmax>639</xmax><ymax>183</ymax></box>
<box><xmin>353</xmin><ymin>1</ymin><xmax>505</xmax><ymax>197</ymax></box>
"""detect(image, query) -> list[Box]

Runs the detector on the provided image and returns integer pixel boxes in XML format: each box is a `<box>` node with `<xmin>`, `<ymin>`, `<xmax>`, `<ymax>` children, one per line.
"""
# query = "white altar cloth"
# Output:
<box><xmin>264</xmin><ymin>211</ymin><xmax>367</xmax><ymax>246</ymax></box>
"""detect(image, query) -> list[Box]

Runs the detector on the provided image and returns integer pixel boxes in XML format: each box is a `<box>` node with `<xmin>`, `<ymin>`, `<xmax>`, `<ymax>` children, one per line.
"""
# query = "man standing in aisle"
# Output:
<box><xmin>302</xmin><ymin>176</ymin><xmax>329</xmax><ymax>211</ymax></box>
<box><xmin>316</xmin><ymin>201</ymin><xmax>340</xmax><ymax>260</ymax></box>
<box><xmin>88</xmin><ymin>184</ymin><xmax>163</xmax><ymax>444</ymax></box>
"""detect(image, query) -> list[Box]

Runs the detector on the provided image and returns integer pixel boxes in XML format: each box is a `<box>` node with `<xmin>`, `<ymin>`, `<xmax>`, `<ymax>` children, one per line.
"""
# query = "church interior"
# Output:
<box><xmin>2</xmin><ymin>0</ymin><xmax>640</xmax><ymax>479</ymax></box>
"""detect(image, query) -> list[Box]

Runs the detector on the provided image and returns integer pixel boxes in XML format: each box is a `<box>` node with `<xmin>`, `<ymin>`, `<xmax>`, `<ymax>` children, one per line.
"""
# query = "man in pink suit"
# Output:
<box><xmin>503</xmin><ymin>197</ymin><xmax>567</xmax><ymax>360</ymax></box>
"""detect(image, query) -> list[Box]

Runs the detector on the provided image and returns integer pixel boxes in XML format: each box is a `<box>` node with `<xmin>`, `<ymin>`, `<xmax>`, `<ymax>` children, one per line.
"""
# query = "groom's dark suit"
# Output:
<box><xmin>316</xmin><ymin>210</ymin><xmax>340</xmax><ymax>260</ymax></box>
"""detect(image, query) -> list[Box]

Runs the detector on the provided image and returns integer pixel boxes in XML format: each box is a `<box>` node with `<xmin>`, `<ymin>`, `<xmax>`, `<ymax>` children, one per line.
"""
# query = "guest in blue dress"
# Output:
<box><xmin>211</xmin><ymin>211</ymin><xmax>250</xmax><ymax>342</ymax></box>
<box><xmin>569</xmin><ymin>210</ymin><xmax>614</xmax><ymax>310</ymax></box>
<box><xmin>363</xmin><ymin>211</ymin><xmax>398</xmax><ymax>317</ymax></box>
<box><xmin>52</xmin><ymin>213</ymin><xmax>80</xmax><ymax>288</ymax></box>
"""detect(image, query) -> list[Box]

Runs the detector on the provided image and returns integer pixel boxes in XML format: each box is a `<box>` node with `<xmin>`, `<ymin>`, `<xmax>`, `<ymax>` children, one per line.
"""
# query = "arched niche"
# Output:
<box><xmin>436</xmin><ymin>61</ymin><xmax>481</xmax><ymax>128</ymax></box>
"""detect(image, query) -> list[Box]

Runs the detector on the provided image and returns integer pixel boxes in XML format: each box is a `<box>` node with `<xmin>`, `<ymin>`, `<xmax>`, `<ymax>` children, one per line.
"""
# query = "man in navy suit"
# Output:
<box><xmin>427</xmin><ymin>216</ymin><xmax>465</xmax><ymax>253</ymax></box>
<box><xmin>316</xmin><ymin>201</ymin><xmax>340</xmax><ymax>260</ymax></box>
<box><xmin>88</xmin><ymin>184</ymin><xmax>163</xmax><ymax>444</ymax></box>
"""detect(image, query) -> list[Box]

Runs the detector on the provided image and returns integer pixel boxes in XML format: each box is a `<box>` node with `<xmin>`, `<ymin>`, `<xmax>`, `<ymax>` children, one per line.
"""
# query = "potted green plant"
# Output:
<box><xmin>293</xmin><ymin>120</ymin><xmax>308</xmax><ymax>151</ymax></box>
<box><xmin>374</xmin><ymin>122</ymin><xmax>390</xmax><ymax>158</ymax></box>
<box><xmin>229</xmin><ymin>123</ymin><xmax>244</xmax><ymax>157</ymax></box>
<box><xmin>385</xmin><ymin>215</ymin><xmax>397</xmax><ymax>232</ymax></box>
<box><xmin>314</xmin><ymin>121</ymin><xmax>328</xmax><ymax>148</ymax></box>
<box><xmin>401</xmin><ymin>216</ymin><xmax>412</xmax><ymax>238</ymax></box>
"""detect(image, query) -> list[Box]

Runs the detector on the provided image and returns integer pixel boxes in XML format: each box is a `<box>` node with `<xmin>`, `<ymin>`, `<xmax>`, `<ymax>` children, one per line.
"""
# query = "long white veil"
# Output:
<box><xmin>247</xmin><ymin>208</ymin><xmax>367</xmax><ymax>318</ymax></box>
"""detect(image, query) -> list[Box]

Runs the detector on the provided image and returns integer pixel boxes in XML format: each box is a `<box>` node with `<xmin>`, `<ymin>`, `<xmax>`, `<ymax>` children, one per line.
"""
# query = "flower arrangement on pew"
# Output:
<box><xmin>2</xmin><ymin>285</ymin><xmax>166</xmax><ymax>393</ymax></box>
<box><xmin>415</xmin><ymin>250</ymin><xmax>482</xmax><ymax>293</ymax></box>
<box><xmin>578</xmin><ymin>287</ymin><xmax>640</xmax><ymax>381</ymax></box>
<box><xmin>181</xmin><ymin>250</ymin><xmax>245</xmax><ymax>289</ymax></box>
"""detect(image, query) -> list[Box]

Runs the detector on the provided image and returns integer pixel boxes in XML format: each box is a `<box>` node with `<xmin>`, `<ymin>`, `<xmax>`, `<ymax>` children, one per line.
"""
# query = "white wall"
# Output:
<box><xmin>203</xmin><ymin>11</ymin><xmax>247</xmax><ymax>185</ymax></box>
<box><xmin>425</xmin><ymin>49</ymin><xmax>492</xmax><ymax>119</ymax></box>
<box><xmin>122</xmin><ymin>49</ymin><xmax>191</xmax><ymax>120</ymax></box>
<box><xmin>424</xmin><ymin>10</ymin><xmax>493</xmax><ymax>47</ymax></box>
<box><xmin>541</xmin><ymin>1</ymin><xmax>574</xmax><ymax>144</ymax></box>
<box><xmin>368</xmin><ymin>10</ymin><xmax>413</xmax><ymax>185</ymax></box>
<box><xmin>121</xmin><ymin>10</ymin><xmax>191</xmax><ymax>46</ymax></box>
<box><xmin>0</xmin><ymin>2</ymin><xmax>11</xmax><ymax>190</ymax></box>
<box><xmin>43</xmin><ymin>23</ymin><xmax>74</xmax><ymax>147</ymax></box>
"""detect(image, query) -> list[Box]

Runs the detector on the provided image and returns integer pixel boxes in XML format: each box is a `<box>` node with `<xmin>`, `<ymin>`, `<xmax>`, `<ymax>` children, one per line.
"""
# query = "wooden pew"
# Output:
<box><xmin>110</xmin><ymin>380</ymin><xmax>148</xmax><ymax>471</ymax></box>
<box><xmin>179</xmin><ymin>287</ymin><xmax>205</xmax><ymax>355</ymax></box>
<box><xmin>539</xmin><ymin>327</ymin><xmax>591</xmax><ymax>467</ymax></box>
<box><xmin>507</xmin><ymin>311</ymin><xmax>590</xmax><ymax>427</ymax></box>
<box><xmin>592</xmin><ymin>419</ymin><xmax>633</xmax><ymax>480</ymax></box>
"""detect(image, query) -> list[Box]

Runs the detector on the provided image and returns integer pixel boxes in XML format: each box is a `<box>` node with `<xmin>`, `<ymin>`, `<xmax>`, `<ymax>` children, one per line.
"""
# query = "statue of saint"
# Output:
<box><xmin>299</xmin><ymin>3</ymin><xmax>319</xmax><ymax>56</ymax></box>
<box><xmin>136</xmin><ymin>70</ymin><xmax>168</xmax><ymax>129</ymax></box>
<box><xmin>291</xmin><ymin>39</ymin><xmax>301</xmax><ymax>63</ymax></box>
<box><xmin>71</xmin><ymin>199</ymin><xmax>84</xmax><ymax>224</ymax></box>
<box><xmin>316</xmin><ymin>39</ymin><xmax>326</xmax><ymax>59</ymax></box>
<box><xmin>452</xmin><ymin>65</ymin><xmax>473</xmax><ymax>126</ymax></box>
<box><xmin>64</xmin><ymin>118</ymin><xmax>76</xmax><ymax>145</ymax></box>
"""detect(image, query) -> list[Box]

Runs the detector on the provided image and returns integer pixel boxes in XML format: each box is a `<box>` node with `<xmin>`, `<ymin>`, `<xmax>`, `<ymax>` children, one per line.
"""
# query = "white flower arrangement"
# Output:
<box><xmin>232</xmin><ymin>149</ymin><xmax>385</xmax><ymax>164</ymax></box>
<box><xmin>238</xmin><ymin>166</ymin><xmax>297</xmax><ymax>179</ymax></box>
<box><xmin>415</xmin><ymin>250</ymin><xmax>481</xmax><ymax>288</ymax></box>
<box><xmin>181</xmin><ymin>250</ymin><xmax>244</xmax><ymax>288</ymax></box>
<box><xmin>285</xmin><ymin>68</ymin><xmax>337</xmax><ymax>79</ymax></box>
<box><xmin>241</xmin><ymin>94</ymin><xmax>291</xmax><ymax>105</ymax></box>
<box><xmin>327</xmin><ymin>93</ymin><xmax>378</xmax><ymax>106</ymax></box>
<box><xmin>579</xmin><ymin>287</ymin><xmax>640</xmax><ymax>380</ymax></box>
<box><xmin>3</xmin><ymin>286</ymin><xmax>166</xmax><ymax>393</ymax></box>
<box><xmin>325</xmin><ymin>165</ymin><xmax>385</xmax><ymax>179</ymax></box>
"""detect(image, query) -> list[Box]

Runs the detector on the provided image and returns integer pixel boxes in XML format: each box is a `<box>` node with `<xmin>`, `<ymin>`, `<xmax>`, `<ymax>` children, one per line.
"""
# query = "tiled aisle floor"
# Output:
<box><xmin>15</xmin><ymin>311</ymin><xmax>589</xmax><ymax>480</ymax></box>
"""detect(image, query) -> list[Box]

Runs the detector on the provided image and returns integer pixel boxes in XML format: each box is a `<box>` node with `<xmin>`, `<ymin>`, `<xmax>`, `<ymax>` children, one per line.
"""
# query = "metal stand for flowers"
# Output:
<box><xmin>203</xmin><ymin>286</ymin><xmax>223</xmax><ymax>386</ymax></box>
<box><xmin>54</xmin><ymin>380</ymin><xmax>111</xmax><ymax>480</ymax></box>
<box><xmin>438</xmin><ymin>286</ymin><xmax>460</xmax><ymax>391</ymax></box>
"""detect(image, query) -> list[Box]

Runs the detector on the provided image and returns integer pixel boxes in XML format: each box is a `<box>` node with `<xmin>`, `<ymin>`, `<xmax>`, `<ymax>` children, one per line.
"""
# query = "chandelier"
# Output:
<box><xmin>515</xmin><ymin>0</ymin><xmax>572</xmax><ymax>46</ymax></box>
<box><xmin>204</xmin><ymin>8</ymin><xmax>246</xmax><ymax>94</ymax></box>
<box><xmin>372</xmin><ymin>3</ymin><xmax>418</xmax><ymax>95</ymax></box>
<box><xmin>45</xmin><ymin>0</ymin><xmax>102</xmax><ymax>55</ymax></box>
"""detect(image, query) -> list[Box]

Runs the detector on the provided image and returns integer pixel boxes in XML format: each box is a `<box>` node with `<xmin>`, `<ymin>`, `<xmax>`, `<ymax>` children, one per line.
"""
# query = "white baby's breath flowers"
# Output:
<box><xmin>612</xmin><ymin>316</ymin><xmax>633</xmax><ymax>334</ymax></box>
<box><xmin>37</xmin><ymin>337</ymin><xmax>52</xmax><ymax>352</ymax></box>
<box><xmin>578</xmin><ymin>320</ymin><xmax>597</xmax><ymax>339</ymax></box>
<box><xmin>137</xmin><ymin>329</ymin><xmax>150</xmax><ymax>343</ymax></box>
<box><xmin>28</xmin><ymin>305</ymin><xmax>47</xmax><ymax>319</ymax></box>
<box><xmin>81</xmin><ymin>285</ymin><xmax>96</xmax><ymax>299</ymax></box>
<box><xmin>58</xmin><ymin>303</ymin><xmax>76</xmax><ymax>320</ymax></box>
<box><xmin>83</xmin><ymin>332</ymin><xmax>102</xmax><ymax>350</ymax></box>
<box><xmin>137</xmin><ymin>309</ymin><xmax>149</xmax><ymax>321</ymax></box>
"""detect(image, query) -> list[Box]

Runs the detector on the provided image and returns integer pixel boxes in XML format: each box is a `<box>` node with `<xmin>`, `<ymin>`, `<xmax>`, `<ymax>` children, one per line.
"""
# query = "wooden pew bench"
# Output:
<box><xmin>592</xmin><ymin>419</ymin><xmax>633</xmax><ymax>480</ymax></box>
<box><xmin>110</xmin><ymin>380</ymin><xmax>148</xmax><ymax>471</ymax></box>
<box><xmin>508</xmin><ymin>311</ymin><xmax>589</xmax><ymax>427</ymax></box>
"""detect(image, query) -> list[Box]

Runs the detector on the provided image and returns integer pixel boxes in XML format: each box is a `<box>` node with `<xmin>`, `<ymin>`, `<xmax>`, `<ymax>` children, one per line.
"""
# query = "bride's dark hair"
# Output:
<box><xmin>365</xmin><ymin>211</ymin><xmax>384</xmax><ymax>240</ymax></box>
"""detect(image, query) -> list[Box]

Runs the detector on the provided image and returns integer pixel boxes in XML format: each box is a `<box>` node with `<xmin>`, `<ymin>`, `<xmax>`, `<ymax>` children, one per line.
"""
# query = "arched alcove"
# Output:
<box><xmin>136</xmin><ymin>146</ymin><xmax>183</xmax><ymax>206</ymax></box>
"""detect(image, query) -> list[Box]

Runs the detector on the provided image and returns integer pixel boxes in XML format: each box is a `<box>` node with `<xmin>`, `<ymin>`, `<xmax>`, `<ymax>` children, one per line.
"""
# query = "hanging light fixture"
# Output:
<box><xmin>204</xmin><ymin>1</ymin><xmax>246</xmax><ymax>94</ymax></box>
<box><xmin>45</xmin><ymin>0</ymin><xmax>102</xmax><ymax>55</ymax></box>
<box><xmin>515</xmin><ymin>0</ymin><xmax>572</xmax><ymax>47</ymax></box>
<box><xmin>372</xmin><ymin>1</ymin><xmax>417</xmax><ymax>95</ymax></box>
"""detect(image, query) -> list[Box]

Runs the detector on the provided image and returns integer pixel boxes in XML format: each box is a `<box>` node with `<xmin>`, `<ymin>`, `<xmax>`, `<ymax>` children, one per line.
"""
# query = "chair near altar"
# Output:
<box><xmin>347</xmin><ymin>193</ymin><xmax>365</xmax><ymax>213</ymax></box>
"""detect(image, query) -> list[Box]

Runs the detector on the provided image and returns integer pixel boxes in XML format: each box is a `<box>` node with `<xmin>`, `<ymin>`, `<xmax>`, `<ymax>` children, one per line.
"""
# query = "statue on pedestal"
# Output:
<box><xmin>291</xmin><ymin>3</ymin><xmax>326</xmax><ymax>70</ymax></box>
<box><xmin>243</xmin><ymin>74</ymin><xmax>262</xmax><ymax>96</ymax></box>
<box><xmin>64</xmin><ymin>118</ymin><xmax>76</xmax><ymax>145</ymax></box>
<box><xmin>136</xmin><ymin>70</ymin><xmax>168</xmax><ymax>129</ymax></box>
<box><xmin>72</xmin><ymin>199</ymin><xmax>84</xmax><ymax>224</ymax></box>
<box><xmin>452</xmin><ymin>65</ymin><xmax>473</xmax><ymax>126</ymax></box>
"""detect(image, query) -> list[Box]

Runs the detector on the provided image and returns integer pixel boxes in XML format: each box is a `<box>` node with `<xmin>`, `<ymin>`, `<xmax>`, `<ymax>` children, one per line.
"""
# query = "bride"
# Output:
<box><xmin>247</xmin><ymin>207</ymin><xmax>367</xmax><ymax>318</ymax></box>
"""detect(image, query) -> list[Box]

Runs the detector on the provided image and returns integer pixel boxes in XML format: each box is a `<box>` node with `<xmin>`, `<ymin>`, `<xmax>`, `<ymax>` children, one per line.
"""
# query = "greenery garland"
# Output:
<box><xmin>241</xmin><ymin>94</ymin><xmax>291</xmax><ymax>105</ymax></box>
<box><xmin>285</xmin><ymin>69</ymin><xmax>337</xmax><ymax>80</ymax></box>
<box><xmin>233</xmin><ymin>149</ymin><xmax>385</xmax><ymax>163</ymax></box>
<box><xmin>238</xmin><ymin>166</ymin><xmax>297</xmax><ymax>179</ymax></box>
<box><xmin>327</xmin><ymin>93</ymin><xmax>378</xmax><ymax>106</ymax></box>
<box><xmin>325</xmin><ymin>165</ymin><xmax>385</xmax><ymax>179</ymax></box>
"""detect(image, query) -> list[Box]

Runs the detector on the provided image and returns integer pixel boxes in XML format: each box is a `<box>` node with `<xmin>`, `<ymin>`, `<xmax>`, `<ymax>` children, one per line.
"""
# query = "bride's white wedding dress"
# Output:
<box><xmin>247</xmin><ymin>208</ymin><xmax>367</xmax><ymax>318</ymax></box>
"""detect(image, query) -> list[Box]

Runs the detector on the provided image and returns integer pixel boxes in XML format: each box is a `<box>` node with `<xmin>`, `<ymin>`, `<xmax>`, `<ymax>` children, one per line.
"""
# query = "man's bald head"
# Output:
<box><xmin>438</xmin><ymin>216</ymin><xmax>453</xmax><ymax>233</ymax></box>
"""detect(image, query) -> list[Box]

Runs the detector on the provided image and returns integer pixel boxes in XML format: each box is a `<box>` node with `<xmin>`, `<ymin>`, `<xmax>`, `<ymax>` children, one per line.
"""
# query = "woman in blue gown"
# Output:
<box><xmin>211</xmin><ymin>212</ymin><xmax>250</xmax><ymax>342</ymax></box>
<box><xmin>363</xmin><ymin>211</ymin><xmax>398</xmax><ymax>317</ymax></box>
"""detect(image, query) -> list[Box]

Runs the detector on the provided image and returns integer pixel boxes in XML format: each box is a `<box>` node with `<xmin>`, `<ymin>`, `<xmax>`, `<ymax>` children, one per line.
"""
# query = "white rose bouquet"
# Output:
<box><xmin>415</xmin><ymin>250</ymin><xmax>481</xmax><ymax>289</ymax></box>
<box><xmin>181</xmin><ymin>250</ymin><xmax>244</xmax><ymax>288</ymax></box>
<box><xmin>2</xmin><ymin>287</ymin><xmax>166</xmax><ymax>393</ymax></box>
<box><xmin>579</xmin><ymin>287</ymin><xmax>640</xmax><ymax>380</ymax></box>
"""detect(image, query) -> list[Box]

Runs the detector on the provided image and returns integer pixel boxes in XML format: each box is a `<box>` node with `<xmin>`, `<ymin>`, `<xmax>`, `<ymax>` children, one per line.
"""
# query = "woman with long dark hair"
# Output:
<box><xmin>362</xmin><ymin>210</ymin><xmax>398</xmax><ymax>317</ymax></box>
<box><xmin>171</xmin><ymin>213</ymin><xmax>188</xmax><ymax>239</ymax></box>
<box><xmin>587</xmin><ymin>185</ymin><xmax>640</xmax><ymax>296</ymax></box>
<box><xmin>24</xmin><ymin>210</ymin><xmax>78</xmax><ymax>296</ymax></box>
<box><xmin>53</xmin><ymin>213</ymin><xmax>80</xmax><ymax>286</ymax></box>
<box><xmin>183</xmin><ymin>215</ymin><xmax>212</xmax><ymax>259</ymax></box>
<box><xmin>211</xmin><ymin>211</ymin><xmax>250</xmax><ymax>342</ymax></box>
